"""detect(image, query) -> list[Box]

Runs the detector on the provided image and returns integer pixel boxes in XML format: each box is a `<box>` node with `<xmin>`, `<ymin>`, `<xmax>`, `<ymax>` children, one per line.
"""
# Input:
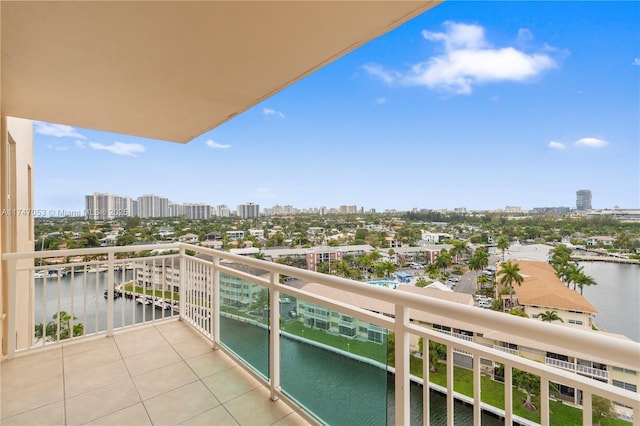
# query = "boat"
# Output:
<box><xmin>135</xmin><ymin>297</ymin><xmax>152</xmax><ymax>305</ymax></box>
<box><xmin>34</xmin><ymin>270</ymin><xmax>45</xmax><ymax>279</ymax></box>
<box><xmin>34</xmin><ymin>269</ymin><xmax>61</xmax><ymax>279</ymax></box>
<box><xmin>154</xmin><ymin>298</ymin><xmax>173</xmax><ymax>310</ymax></box>
<box><xmin>86</xmin><ymin>266</ymin><xmax>108</xmax><ymax>273</ymax></box>
<box><xmin>103</xmin><ymin>288</ymin><xmax>123</xmax><ymax>298</ymax></box>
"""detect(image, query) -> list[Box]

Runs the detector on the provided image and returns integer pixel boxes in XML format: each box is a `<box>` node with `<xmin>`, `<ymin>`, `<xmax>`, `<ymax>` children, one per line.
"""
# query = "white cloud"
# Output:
<box><xmin>375</xmin><ymin>97</ymin><xmax>387</xmax><ymax>104</ymax></box>
<box><xmin>74</xmin><ymin>140</ymin><xmax>86</xmax><ymax>149</ymax></box>
<box><xmin>575</xmin><ymin>137</ymin><xmax>608</xmax><ymax>148</ymax></box>
<box><xmin>205</xmin><ymin>139</ymin><xmax>231</xmax><ymax>150</ymax></box>
<box><xmin>47</xmin><ymin>145</ymin><xmax>69</xmax><ymax>151</ymax></box>
<box><xmin>548</xmin><ymin>141</ymin><xmax>566</xmax><ymax>150</ymax></box>
<box><xmin>365</xmin><ymin>21</ymin><xmax>557</xmax><ymax>95</ymax></box>
<box><xmin>34</xmin><ymin>122</ymin><xmax>87</xmax><ymax>139</ymax></box>
<box><xmin>88</xmin><ymin>141</ymin><xmax>146</xmax><ymax>156</ymax></box>
<box><xmin>363</xmin><ymin>64</ymin><xmax>400</xmax><ymax>85</ymax></box>
<box><xmin>633</xmin><ymin>58</ymin><xmax>640</xmax><ymax>66</ymax></box>
<box><xmin>262</xmin><ymin>108</ymin><xmax>286</xmax><ymax>118</ymax></box>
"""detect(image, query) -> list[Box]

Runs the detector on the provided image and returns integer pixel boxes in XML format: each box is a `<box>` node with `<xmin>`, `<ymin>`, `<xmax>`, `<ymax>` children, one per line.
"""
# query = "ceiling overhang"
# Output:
<box><xmin>1</xmin><ymin>1</ymin><xmax>441</xmax><ymax>143</ymax></box>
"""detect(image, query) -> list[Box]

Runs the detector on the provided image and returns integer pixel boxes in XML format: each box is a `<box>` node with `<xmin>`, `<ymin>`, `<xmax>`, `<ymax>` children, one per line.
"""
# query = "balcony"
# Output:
<box><xmin>493</xmin><ymin>345</ymin><xmax>520</xmax><ymax>357</ymax></box>
<box><xmin>2</xmin><ymin>243</ymin><xmax>639</xmax><ymax>425</ymax></box>
<box><xmin>545</xmin><ymin>357</ymin><xmax>610</xmax><ymax>380</ymax></box>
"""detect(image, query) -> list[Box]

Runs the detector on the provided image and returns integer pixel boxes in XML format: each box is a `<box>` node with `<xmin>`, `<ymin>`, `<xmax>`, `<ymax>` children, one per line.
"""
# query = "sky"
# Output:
<box><xmin>34</xmin><ymin>1</ymin><xmax>640</xmax><ymax>214</ymax></box>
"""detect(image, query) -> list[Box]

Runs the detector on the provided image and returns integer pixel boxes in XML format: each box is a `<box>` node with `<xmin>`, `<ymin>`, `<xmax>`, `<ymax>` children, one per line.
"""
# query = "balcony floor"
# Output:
<box><xmin>1</xmin><ymin>320</ymin><xmax>311</xmax><ymax>426</ymax></box>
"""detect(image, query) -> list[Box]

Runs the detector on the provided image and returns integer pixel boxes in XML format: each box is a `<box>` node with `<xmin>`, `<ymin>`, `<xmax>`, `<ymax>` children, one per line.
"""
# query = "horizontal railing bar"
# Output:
<box><xmin>405</xmin><ymin>322</ymin><xmax>638</xmax><ymax>408</ymax></box>
<box><xmin>183</xmin><ymin>244</ymin><xmax>639</xmax><ymax>371</ymax></box>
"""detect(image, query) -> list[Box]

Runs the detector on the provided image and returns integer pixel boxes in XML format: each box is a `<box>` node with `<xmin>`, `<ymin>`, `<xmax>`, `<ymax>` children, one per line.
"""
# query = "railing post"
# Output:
<box><xmin>423</xmin><ymin>337</ymin><xmax>430</xmax><ymax>426</ymax></box>
<box><xmin>212</xmin><ymin>256</ymin><xmax>220</xmax><ymax>348</ymax></box>
<box><xmin>179</xmin><ymin>246</ymin><xmax>186</xmax><ymax>321</ymax></box>
<box><xmin>582</xmin><ymin>390</ymin><xmax>592</xmax><ymax>426</ymax></box>
<box><xmin>540</xmin><ymin>376</ymin><xmax>549</xmax><ymax>426</ymax></box>
<box><xmin>7</xmin><ymin>259</ymin><xmax>17</xmax><ymax>359</ymax></box>
<box><xmin>504</xmin><ymin>364</ymin><xmax>513</xmax><ymax>425</ymax></box>
<box><xmin>106</xmin><ymin>251</ymin><xmax>114</xmax><ymax>337</ymax></box>
<box><xmin>269</xmin><ymin>272</ymin><xmax>280</xmax><ymax>401</ymax></box>
<box><xmin>473</xmin><ymin>354</ymin><xmax>481</xmax><ymax>425</ymax></box>
<box><xmin>446</xmin><ymin>344</ymin><xmax>454</xmax><ymax>426</ymax></box>
<box><xmin>394</xmin><ymin>305</ymin><xmax>410</xmax><ymax>426</ymax></box>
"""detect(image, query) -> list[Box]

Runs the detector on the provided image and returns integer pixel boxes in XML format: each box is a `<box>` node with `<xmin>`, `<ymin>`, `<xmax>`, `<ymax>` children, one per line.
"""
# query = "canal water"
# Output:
<box><xmin>578</xmin><ymin>261</ymin><xmax>640</xmax><ymax>342</ymax></box>
<box><xmin>220</xmin><ymin>316</ymin><xmax>504</xmax><ymax>426</ymax></box>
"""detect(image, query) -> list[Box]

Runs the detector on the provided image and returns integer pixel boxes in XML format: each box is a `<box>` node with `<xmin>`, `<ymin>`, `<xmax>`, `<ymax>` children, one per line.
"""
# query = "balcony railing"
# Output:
<box><xmin>3</xmin><ymin>243</ymin><xmax>639</xmax><ymax>425</ymax></box>
<box><xmin>493</xmin><ymin>344</ymin><xmax>520</xmax><ymax>357</ymax></box>
<box><xmin>545</xmin><ymin>357</ymin><xmax>610</xmax><ymax>380</ymax></box>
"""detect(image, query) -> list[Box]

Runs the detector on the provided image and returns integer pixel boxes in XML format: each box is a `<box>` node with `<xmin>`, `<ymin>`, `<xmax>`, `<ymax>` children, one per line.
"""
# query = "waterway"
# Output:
<box><xmin>578</xmin><ymin>261</ymin><xmax>640</xmax><ymax>342</ymax></box>
<box><xmin>220</xmin><ymin>316</ymin><xmax>504</xmax><ymax>426</ymax></box>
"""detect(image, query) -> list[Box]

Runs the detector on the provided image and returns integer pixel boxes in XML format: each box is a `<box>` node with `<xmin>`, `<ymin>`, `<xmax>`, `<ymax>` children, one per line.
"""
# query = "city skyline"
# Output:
<box><xmin>34</xmin><ymin>2</ymin><xmax>639</xmax><ymax>212</ymax></box>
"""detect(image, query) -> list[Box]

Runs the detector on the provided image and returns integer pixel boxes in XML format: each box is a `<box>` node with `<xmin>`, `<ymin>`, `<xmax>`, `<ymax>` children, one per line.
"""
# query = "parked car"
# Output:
<box><xmin>280</xmin><ymin>297</ymin><xmax>292</xmax><ymax>304</ymax></box>
<box><xmin>478</xmin><ymin>300</ymin><xmax>492</xmax><ymax>308</ymax></box>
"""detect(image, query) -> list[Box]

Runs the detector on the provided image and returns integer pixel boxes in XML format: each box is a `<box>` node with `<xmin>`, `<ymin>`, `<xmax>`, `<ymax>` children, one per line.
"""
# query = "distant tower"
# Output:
<box><xmin>576</xmin><ymin>190</ymin><xmax>592</xmax><ymax>211</ymax></box>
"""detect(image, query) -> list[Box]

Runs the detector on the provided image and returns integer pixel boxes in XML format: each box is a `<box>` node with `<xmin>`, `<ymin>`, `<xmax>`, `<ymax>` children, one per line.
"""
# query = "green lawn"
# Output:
<box><xmin>281</xmin><ymin>321</ymin><xmax>387</xmax><ymax>363</ymax></box>
<box><xmin>123</xmin><ymin>283</ymin><xmax>180</xmax><ymax>301</ymax></box>
<box><xmin>411</xmin><ymin>360</ymin><xmax>628</xmax><ymax>425</ymax></box>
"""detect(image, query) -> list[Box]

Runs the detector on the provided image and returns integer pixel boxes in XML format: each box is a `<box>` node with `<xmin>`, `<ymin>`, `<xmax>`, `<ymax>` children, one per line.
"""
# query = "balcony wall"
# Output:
<box><xmin>2</xmin><ymin>243</ymin><xmax>639</xmax><ymax>425</ymax></box>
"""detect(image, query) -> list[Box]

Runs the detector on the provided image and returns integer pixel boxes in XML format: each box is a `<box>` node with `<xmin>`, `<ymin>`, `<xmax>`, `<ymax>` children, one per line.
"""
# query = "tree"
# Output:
<box><xmin>497</xmin><ymin>236</ymin><xmax>510</xmax><ymax>262</ymax></box>
<box><xmin>374</xmin><ymin>261</ymin><xmax>397</xmax><ymax>281</ymax></box>
<box><xmin>415</xmin><ymin>277</ymin><xmax>429</xmax><ymax>288</ymax></box>
<box><xmin>497</xmin><ymin>261</ymin><xmax>524</xmax><ymax>310</ymax></box>
<box><xmin>468</xmin><ymin>248</ymin><xmax>489</xmax><ymax>290</ymax></box>
<box><xmin>575</xmin><ymin>272</ymin><xmax>597</xmax><ymax>295</ymax></box>
<box><xmin>450</xmin><ymin>240</ymin><xmax>470</xmax><ymax>263</ymax></box>
<box><xmin>592</xmin><ymin>395</ymin><xmax>615</xmax><ymax>426</ymax></box>
<box><xmin>513</xmin><ymin>369</ymin><xmax>539</xmax><ymax>411</ymax></box>
<box><xmin>36</xmin><ymin>311</ymin><xmax>84</xmax><ymax>341</ymax></box>
<box><xmin>539</xmin><ymin>310</ymin><xmax>564</xmax><ymax>323</ymax></box>
<box><xmin>434</xmin><ymin>251</ymin><xmax>452</xmax><ymax>275</ymax></box>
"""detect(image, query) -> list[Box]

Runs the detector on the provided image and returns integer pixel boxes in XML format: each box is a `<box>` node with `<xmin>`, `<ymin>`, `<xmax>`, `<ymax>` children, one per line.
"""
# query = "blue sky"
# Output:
<box><xmin>35</xmin><ymin>1</ymin><xmax>639</xmax><ymax>213</ymax></box>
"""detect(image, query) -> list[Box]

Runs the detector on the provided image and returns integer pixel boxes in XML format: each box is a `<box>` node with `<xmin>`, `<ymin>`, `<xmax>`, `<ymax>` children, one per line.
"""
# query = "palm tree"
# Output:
<box><xmin>497</xmin><ymin>261</ymin><xmax>524</xmax><ymax>310</ymax></box>
<box><xmin>357</xmin><ymin>254</ymin><xmax>373</xmax><ymax>280</ymax></box>
<box><xmin>563</xmin><ymin>263</ymin><xmax>584</xmax><ymax>290</ymax></box>
<box><xmin>374</xmin><ymin>260</ymin><xmax>398</xmax><ymax>281</ymax></box>
<box><xmin>496</xmin><ymin>236</ymin><xmax>510</xmax><ymax>262</ymax></box>
<box><xmin>434</xmin><ymin>251</ymin><xmax>452</xmax><ymax>275</ymax></box>
<box><xmin>450</xmin><ymin>240</ymin><xmax>470</xmax><ymax>263</ymax></box>
<box><xmin>333</xmin><ymin>259</ymin><xmax>352</xmax><ymax>278</ymax></box>
<box><xmin>539</xmin><ymin>310</ymin><xmax>564</xmax><ymax>323</ymax></box>
<box><xmin>468</xmin><ymin>248</ymin><xmax>489</xmax><ymax>290</ymax></box>
<box><xmin>575</xmin><ymin>272</ymin><xmax>597</xmax><ymax>295</ymax></box>
<box><xmin>369</xmin><ymin>249</ymin><xmax>382</xmax><ymax>263</ymax></box>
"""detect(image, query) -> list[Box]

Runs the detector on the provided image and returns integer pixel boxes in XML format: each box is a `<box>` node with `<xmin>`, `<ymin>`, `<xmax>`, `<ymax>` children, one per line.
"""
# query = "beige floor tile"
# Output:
<box><xmin>132</xmin><ymin>360</ymin><xmax>198</xmax><ymax>400</ymax></box>
<box><xmin>64</xmin><ymin>358</ymin><xmax>130</xmax><ymax>398</ymax></box>
<box><xmin>62</xmin><ymin>335</ymin><xmax>116</xmax><ymax>357</ymax></box>
<box><xmin>201</xmin><ymin>366</ymin><xmax>261</xmax><ymax>403</ymax></box>
<box><xmin>185</xmin><ymin>350</ymin><xmax>236</xmax><ymax>379</ymax></box>
<box><xmin>0</xmin><ymin>375</ymin><xmax>64</xmax><ymax>419</ymax></box>
<box><xmin>160</xmin><ymin>325</ymin><xmax>203</xmax><ymax>345</ymax></box>
<box><xmin>155</xmin><ymin>318</ymin><xmax>187</xmax><ymax>332</ymax></box>
<box><xmin>65</xmin><ymin>378</ymin><xmax>140</xmax><ymax>425</ymax></box>
<box><xmin>83</xmin><ymin>402</ymin><xmax>152</xmax><ymax>426</ymax></box>
<box><xmin>178</xmin><ymin>405</ymin><xmax>240</xmax><ymax>426</ymax></box>
<box><xmin>124</xmin><ymin>344</ymin><xmax>182</xmax><ymax>376</ymax></box>
<box><xmin>114</xmin><ymin>326</ymin><xmax>169</xmax><ymax>358</ymax></box>
<box><xmin>1</xmin><ymin>354</ymin><xmax>63</xmax><ymax>392</ymax></box>
<box><xmin>144</xmin><ymin>381</ymin><xmax>221</xmax><ymax>425</ymax></box>
<box><xmin>224</xmin><ymin>386</ymin><xmax>293</xmax><ymax>426</ymax></box>
<box><xmin>0</xmin><ymin>400</ymin><xmax>64</xmax><ymax>426</ymax></box>
<box><xmin>63</xmin><ymin>342</ymin><xmax>121</xmax><ymax>375</ymax></box>
<box><xmin>171</xmin><ymin>336</ymin><xmax>214</xmax><ymax>360</ymax></box>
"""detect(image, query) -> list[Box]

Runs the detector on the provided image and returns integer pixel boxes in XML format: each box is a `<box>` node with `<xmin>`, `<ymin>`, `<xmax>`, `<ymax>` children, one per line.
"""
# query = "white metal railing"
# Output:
<box><xmin>545</xmin><ymin>357</ymin><xmax>610</xmax><ymax>380</ymax></box>
<box><xmin>3</xmin><ymin>243</ymin><xmax>640</xmax><ymax>426</ymax></box>
<box><xmin>493</xmin><ymin>344</ymin><xmax>520</xmax><ymax>356</ymax></box>
<box><xmin>577</xmin><ymin>364</ymin><xmax>610</xmax><ymax>379</ymax></box>
<box><xmin>546</xmin><ymin>356</ymin><xmax>576</xmax><ymax>371</ymax></box>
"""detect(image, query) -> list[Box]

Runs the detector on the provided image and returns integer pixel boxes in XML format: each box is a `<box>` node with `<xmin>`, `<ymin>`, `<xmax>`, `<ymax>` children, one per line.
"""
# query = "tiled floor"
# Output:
<box><xmin>1</xmin><ymin>320</ymin><xmax>312</xmax><ymax>426</ymax></box>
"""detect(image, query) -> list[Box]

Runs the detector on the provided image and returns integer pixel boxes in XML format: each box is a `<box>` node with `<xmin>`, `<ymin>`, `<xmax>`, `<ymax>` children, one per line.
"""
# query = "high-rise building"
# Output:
<box><xmin>237</xmin><ymin>202</ymin><xmax>259</xmax><ymax>219</ymax></box>
<box><xmin>84</xmin><ymin>193</ymin><xmax>132</xmax><ymax>220</ymax></box>
<box><xmin>576</xmin><ymin>190</ymin><xmax>592</xmax><ymax>211</ymax></box>
<box><xmin>137</xmin><ymin>194</ymin><xmax>170</xmax><ymax>218</ymax></box>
